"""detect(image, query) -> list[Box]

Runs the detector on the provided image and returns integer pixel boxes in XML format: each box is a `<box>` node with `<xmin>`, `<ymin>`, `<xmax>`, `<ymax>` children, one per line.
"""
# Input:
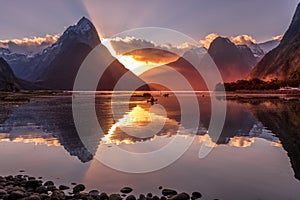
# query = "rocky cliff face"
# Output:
<box><xmin>247</xmin><ymin>3</ymin><xmax>300</xmax><ymax>81</ymax></box>
<box><xmin>208</xmin><ymin>37</ymin><xmax>256</xmax><ymax>82</ymax></box>
<box><xmin>0</xmin><ymin>58</ymin><xmax>19</xmax><ymax>92</ymax></box>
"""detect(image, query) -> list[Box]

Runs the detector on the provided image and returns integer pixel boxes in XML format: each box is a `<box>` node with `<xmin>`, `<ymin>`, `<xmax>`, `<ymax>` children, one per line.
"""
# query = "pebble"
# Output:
<box><xmin>126</xmin><ymin>194</ymin><xmax>136</xmax><ymax>200</ymax></box>
<box><xmin>109</xmin><ymin>193</ymin><xmax>122</xmax><ymax>200</ymax></box>
<box><xmin>99</xmin><ymin>192</ymin><xmax>109</xmax><ymax>200</ymax></box>
<box><xmin>43</xmin><ymin>181</ymin><xmax>54</xmax><ymax>186</ymax></box>
<box><xmin>162</xmin><ymin>189</ymin><xmax>178</xmax><ymax>196</ymax></box>
<box><xmin>192</xmin><ymin>192</ymin><xmax>202</xmax><ymax>199</ymax></box>
<box><xmin>121</xmin><ymin>186</ymin><xmax>133</xmax><ymax>193</ymax></box>
<box><xmin>73</xmin><ymin>184</ymin><xmax>85</xmax><ymax>193</ymax></box>
<box><xmin>170</xmin><ymin>192</ymin><xmax>190</xmax><ymax>200</ymax></box>
<box><xmin>89</xmin><ymin>189</ymin><xmax>99</xmax><ymax>196</ymax></box>
<box><xmin>35</xmin><ymin>186</ymin><xmax>48</xmax><ymax>194</ymax></box>
<box><xmin>51</xmin><ymin>190</ymin><xmax>65</xmax><ymax>200</ymax></box>
<box><xmin>59</xmin><ymin>185</ymin><xmax>70</xmax><ymax>190</ymax></box>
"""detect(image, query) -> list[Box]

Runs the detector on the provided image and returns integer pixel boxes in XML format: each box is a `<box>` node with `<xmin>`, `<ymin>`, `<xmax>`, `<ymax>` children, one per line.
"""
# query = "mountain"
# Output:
<box><xmin>247</xmin><ymin>3</ymin><xmax>300</xmax><ymax>81</ymax></box>
<box><xmin>2</xmin><ymin>17</ymin><xmax>148</xmax><ymax>90</ymax></box>
<box><xmin>207</xmin><ymin>37</ymin><xmax>257</xmax><ymax>82</ymax></box>
<box><xmin>257</xmin><ymin>40</ymin><xmax>280</xmax><ymax>54</ymax></box>
<box><xmin>0</xmin><ymin>57</ymin><xmax>20</xmax><ymax>92</ymax></box>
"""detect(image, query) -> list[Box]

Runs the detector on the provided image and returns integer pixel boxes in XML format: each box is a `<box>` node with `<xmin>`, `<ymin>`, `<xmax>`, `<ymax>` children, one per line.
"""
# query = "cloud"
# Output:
<box><xmin>272</xmin><ymin>35</ymin><xmax>283</xmax><ymax>41</ymax></box>
<box><xmin>230</xmin><ymin>34</ymin><xmax>256</xmax><ymax>46</ymax></box>
<box><xmin>110</xmin><ymin>36</ymin><xmax>199</xmax><ymax>64</ymax></box>
<box><xmin>199</xmin><ymin>33</ymin><xmax>219</xmax><ymax>49</ymax></box>
<box><xmin>0</xmin><ymin>34</ymin><xmax>59</xmax><ymax>54</ymax></box>
<box><xmin>124</xmin><ymin>48</ymin><xmax>178</xmax><ymax>64</ymax></box>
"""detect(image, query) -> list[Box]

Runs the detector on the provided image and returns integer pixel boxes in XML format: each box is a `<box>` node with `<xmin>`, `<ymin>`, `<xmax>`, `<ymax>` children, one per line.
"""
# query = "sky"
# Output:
<box><xmin>0</xmin><ymin>0</ymin><xmax>299</xmax><ymax>42</ymax></box>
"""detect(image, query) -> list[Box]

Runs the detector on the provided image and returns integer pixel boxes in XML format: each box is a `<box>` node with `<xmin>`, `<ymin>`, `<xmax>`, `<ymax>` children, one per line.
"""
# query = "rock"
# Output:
<box><xmin>0</xmin><ymin>189</ymin><xmax>7</xmax><ymax>196</ymax></box>
<box><xmin>89</xmin><ymin>189</ymin><xmax>99</xmax><ymax>196</ymax></box>
<box><xmin>126</xmin><ymin>195</ymin><xmax>136</xmax><ymax>200</ymax></box>
<box><xmin>51</xmin><ymin>190</ymin><xmax>65</xmax><ymax>200</ymax></box>
<box><xmin>26</xmin><ymin>180</ymin><xmax>40</xmax><ymax>189</ymax></box>
<box><xmin>169</xmin><ymin>193</ymin><xmax>190</xmax><ymax>200</ymax></box>
<box><xmin>152</xmin><ymin>196</ymin><xmax>159</xmax><ymax>200</ymax></box>
<box><xmin>8</xmin><ymin>190</ymin><xmax>26</xmax><ymax>199</ymax></box>
<box><xmin>162</xmin><ymin>189</ymin><xmax>177</xmax><ymax>197</ymax></box>
<box><xmin>24</xmin><ymin>194</ymin><xmax>42</xmax><ymax>200</ymax></box>
<box><xmin>121</xmin><ymin>194</ymin><xmax>127</xmax><ymax>197</ymax></box>
<box><xmin>59</xmin><ymin>185</ymin><xmax>70</xmax><ymax>190</ymax></box>
<box><xmin>43</xmin><ymin>181</ymin><xmax>54</xmax><ymax>187</ymax></box>
<box><xmin>120</xmin><ymin>187</ymin><xmax>133</xmax><ymax>194</ymax></box>
<box><xmin>19</xmin><ymin>170</ymin><xmax>25</xmax><ymax>173</ymax></box>
<box><xmin>38</xmin><ymin>177</ymin><xmax>43</xmax><ymax>179</ymax></box>
<box><xmin>28</xmin><ymin>177</ymin><xmax>36</xmax><ymax>180</ymax></box>
<box><xmin>36</xmin><ymin>186</ymin><xmax>48</xmax><ymax>194</ymax></box>
<box><xmin>40</xmin><ymin>193</ymin><xmax>50</xmax><ymax>200</ymax></box>
<box><xmin>73</xmin><ymin>184</ymin><xmax>85</xmax><ymax>193</ymax></box>
<box><xmin>109</xmin><ymin>194</ymin><xmax>122</xmax><ymax>200</ymax></box>
<box><xmin>191</xmin><ymin>192</ymin><xmax>202</xmax><ymax>199</ymax></box>
<box><xmin>99</xmin><ymin>192</ymin><xmax>109</xmax><ymax>200</ymax></box>
<box><xmin>47</xmin><ymin>185</ymin><xmax>57</xmax><ymax>192</ymax></box>
<box><xmin>158</xmin><ymin>186</ymin><xmax>163</xmax><ymax>190</ymax></box>
<box><xmin>146</xmin><ymin>193</ymin><xmax>152</xmax><ymax>198</ymax></box>
<box><xmin>71</xmin><ymin>182</ymin><xmax>77</xmax><ymax>185</ymax></box>
<box><xmin>0</xmin><ymin>176</ymin><xmax>6</xmax><ymax>182</ymax></box>
<box><xmin>139</xmin><ymin>194</ymin><xmax>146</xmax><ymax>200</ymax></box>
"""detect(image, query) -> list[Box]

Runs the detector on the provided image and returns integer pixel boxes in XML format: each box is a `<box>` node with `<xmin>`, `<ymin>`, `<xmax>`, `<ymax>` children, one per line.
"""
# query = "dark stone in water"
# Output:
<box><xmin>19</xmin><ymin>170</ymin><xmax>25</xmax><ymax>173</ymax></box>
<box><xmin>35</xmin><ymin>186</ymin><xmax>48</xmax><ymax>194</ymax></box>
<box><xmin>160</xmin><ymin>196</ymin><xmax>167</xmax><ymax>200</ymax></box>
<box><xmin>126</xmin><ymin>194</ymin><xmax>136</xmax><ymax>200</ymax></box>
<box><xmin>139</xmin><ymin>194</ymin><xmax>146</xmax><ymax>200</ymax></box>
<box><xmin>0</xmin><ymin>189</ymin><xmax>7</xmax><ymax>196</ymax></box>
<box><xmin>109</xmin><ymin>194</ymin><xmax>122</xmax><ymax>200</ymax></box>
<box><xmin>158</xmin><ymin>186</ymin><xmax>163</xmax><ymax>190</ymax></box>
<box><xmin>71</xmin><ymin>182</ymin><xmax>77</xmax><ymax>185</ymax></box>
<box><xmin>26</xmin><ymin>180</ymin><xmax>40</xmax><ymax>189</ymax></box>
<box><xmin>38</xmin><ymin>177</ymin><xmax>43</xmax><ymax>179</ymax></box>
<box><xmin>8</xmin><ymin>190</ymin><xmax>26</xmax><ymax>199</ymax></box>
<box><xmin>169</xmin><ymin>193</ymin><xmax>190</xmax><ymax>200</ymax></box>
<box><xmin>26</xmin><ymin>194</ymin><xmax>42</xmax><ymax>200</ymax></box>
<box><xmin>73</xmin><ymin>184</ymin><xmax>85</xmax><ymax>193</ymax></box>
<box><xmin>191</xmin><ymin>192</ymin><xmax>202</xmax><ymax>199</ymax></box>
<box><xmin>121</xmin><ymin>187</ymin><xmax>133</xmax><ymax>194</ymax></box>
<box><xmin>43</xmin><ymin>181</ymin><xmax>54</xmax><ymax>187</ymax></box>
<box><xmin>47</xmin><ymin>185</ymin><xmax>57</xmax><ymax>192</ymax></box>
<box><xmin>51</xmin><ymin>190</ymin><xmax>65</xmax><ymax>200</ymax></box>
<box><xmin>59</xmin><ymin>185</ymin><xmax>70</xmax><ymax>190</ymax></box>
<box><xmin>89</xmin><ymin>189</ymin><xmax>99</xmax><ymax>196</ymax></box>
<box><xmin>99</xmin><ymin>192</ymin><xmax>109</xmax><ymax>200</ymax></box>
<box><xmin>162</xmin><ymin>189</ymin><xmax>177</xmax><ymax>197</ymax></box>
<box><xmin>147</xmin><ymin>193</ymin><xmax>153</xmax><ymax>198</ymax></box>
<box><xmin>0</xmin><ymin>176</ymin><xmax>6</xmax><ymax>182</ymax></box>
<box><xmin>152</xmin><ymin>195</ymin><xmax>160</xmax><ymax>200</ymax></box>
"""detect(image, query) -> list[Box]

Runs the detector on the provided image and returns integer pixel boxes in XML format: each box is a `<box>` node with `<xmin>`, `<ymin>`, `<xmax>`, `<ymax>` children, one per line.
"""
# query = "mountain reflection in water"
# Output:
<box><xmin>0</xmin><ymin>93</ymin><xmax>299</xmax><ymax>180</ymax></box>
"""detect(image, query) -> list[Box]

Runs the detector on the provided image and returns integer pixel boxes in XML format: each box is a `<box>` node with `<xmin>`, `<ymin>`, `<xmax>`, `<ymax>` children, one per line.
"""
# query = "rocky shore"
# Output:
<box><xmin>0</xmin><ymin>175</ymin><xmax>207</xmax><ymax>200</ymax></box>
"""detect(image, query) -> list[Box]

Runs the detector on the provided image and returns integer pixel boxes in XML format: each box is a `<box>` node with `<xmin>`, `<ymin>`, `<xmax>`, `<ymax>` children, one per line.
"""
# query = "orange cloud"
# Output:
<box><xmin>199</xmin><ymin>33</ymin><xmax>219</xmax><ymax>49</ymax></box>
<box><xmin>110</xmin><ymin>36</ymin><xmax>199</xmax><ymax>64</ymax></box>
<box><xmin>0</xmin><ymin>34</ymin><xmax>60</xmax><ymax>54</ymax></box>
<box><xmin>272</xmin><ymin>35</ymin><xmax>283</xmax><ymax>41</ymax></box>
<box><xmin>230</xmin><ymin>34</ymin><xmax>256</xmax><ymax>46</ymax></box>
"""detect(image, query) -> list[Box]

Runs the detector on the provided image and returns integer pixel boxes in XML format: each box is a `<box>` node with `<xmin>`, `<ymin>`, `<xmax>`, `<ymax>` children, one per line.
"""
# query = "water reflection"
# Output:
<box><xmin>0</xmin><ymin>93</ymin><xmax>299</xmax><ymax>180</ymax></box>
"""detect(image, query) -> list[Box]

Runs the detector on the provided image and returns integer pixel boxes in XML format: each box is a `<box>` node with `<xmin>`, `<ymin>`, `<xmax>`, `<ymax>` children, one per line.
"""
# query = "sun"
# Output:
<box><xmin>102</xmin><ymin>38</ymin><xmax>162</xmax><ymax>76</ymax></box>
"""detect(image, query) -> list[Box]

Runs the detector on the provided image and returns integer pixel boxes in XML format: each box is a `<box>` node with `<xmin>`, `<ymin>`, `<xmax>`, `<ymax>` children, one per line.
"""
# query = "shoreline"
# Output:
<box><xmin>0</xmin><ymin>174</ymin><xmax>203</xmax><ymax>200</ymax></box>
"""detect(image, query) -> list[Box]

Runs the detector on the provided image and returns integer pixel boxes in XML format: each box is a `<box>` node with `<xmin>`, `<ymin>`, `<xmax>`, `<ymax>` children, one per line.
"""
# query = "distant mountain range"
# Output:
<box><xmin>0</xmin><ymin>5</ymin><xmax>297</xmax><ymax>92</ymax></box>
<box><xmin>0</xmin><ymin>17</ymin><xmax>148</xmax><ymax>91</ymax></box>
<box><xmin>248</xmin><ymin>3</ymin><xmax>300</xmax><ymax>81</ymax></box>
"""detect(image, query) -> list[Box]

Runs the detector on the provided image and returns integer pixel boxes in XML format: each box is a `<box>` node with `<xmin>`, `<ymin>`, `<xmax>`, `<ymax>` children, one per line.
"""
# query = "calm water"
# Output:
<box><xmin>0</xmin><ymin>92</ymin><xmax>300</xmax><ymax>199</ymax></box>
